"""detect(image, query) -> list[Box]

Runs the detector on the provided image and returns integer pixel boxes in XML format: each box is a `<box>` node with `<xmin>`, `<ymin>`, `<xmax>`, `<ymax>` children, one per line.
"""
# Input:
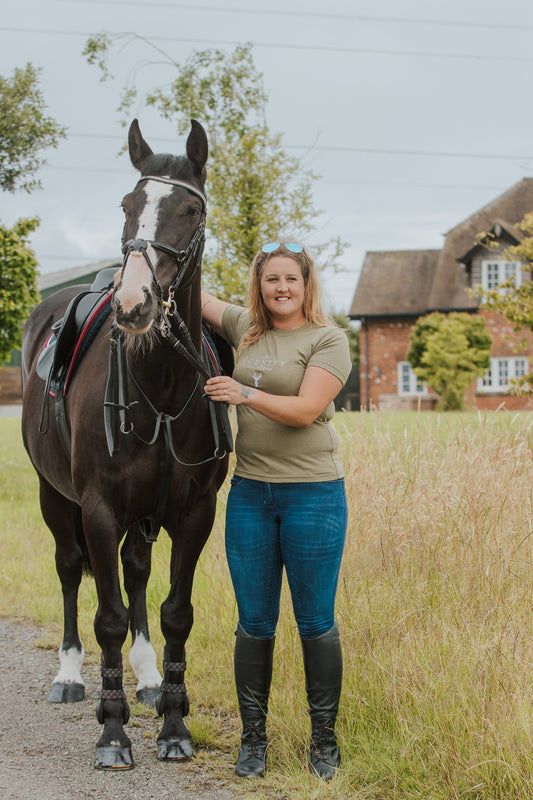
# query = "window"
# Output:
<box><xmin>398</xmin><ymin>361</ymin><xmax>427</xmax><ymax>396</ymax></box>
<box><xmin>480</xmin><ymin>260</ymin><xmax>523</xmax><ymax>293</ymax></box>
<box><xmin>478</xmin><ymin>357</ymin><xmax>528</xmax><ymax>392</ymax></box>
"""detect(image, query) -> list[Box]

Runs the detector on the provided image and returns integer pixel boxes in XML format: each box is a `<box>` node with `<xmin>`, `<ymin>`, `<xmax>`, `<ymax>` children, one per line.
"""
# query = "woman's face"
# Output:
<box><xmin>259</xmin><ymin>255</ymin><xmax>306</xmax><ymax>329</ymax></box>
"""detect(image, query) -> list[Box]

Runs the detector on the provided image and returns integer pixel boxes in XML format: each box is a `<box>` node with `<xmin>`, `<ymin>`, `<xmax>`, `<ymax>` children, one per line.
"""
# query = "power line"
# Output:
<box><xmin>289</xmin><ymin>145</ymin><xmax>533</xmax><ymax>161</ymax></box>
<box><xmin>54</xmin><ymin>1</ymin><xmax>533</xmax><ymax>34</ymax></box>
<box><xmin>58</xmin><ymin>136</ymin><xmax>533</xmax><ymax>162</ymax></box>
<box><xmin>2</xmin><ymin>26</ymin><xmax>533</xmax><ymax>63</ymax></box>
<box><xmin>38</xmin><ymin>164</ymin><xmax>515</xmax><ymax>192</ymax></box>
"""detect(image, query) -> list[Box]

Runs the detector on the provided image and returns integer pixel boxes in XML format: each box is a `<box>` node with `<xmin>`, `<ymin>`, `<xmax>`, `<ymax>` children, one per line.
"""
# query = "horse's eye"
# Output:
<box><xmin>185</xmin><ymin>206</ymin><xmax>201</xmax><ymax>217</ymax></box>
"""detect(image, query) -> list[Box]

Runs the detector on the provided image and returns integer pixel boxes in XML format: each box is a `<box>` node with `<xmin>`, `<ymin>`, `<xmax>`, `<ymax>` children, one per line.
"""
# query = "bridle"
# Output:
<box><xmin>105</xmin><ymin>174</ymin><xmax>232</xmax><ymax>481</ymax></box>
<box><xmin>117</xmin><ymin>174</ymin><xmax>212</xmax><ymax>378</ymax></box>
<box><xmin>120</xmin><ymin>174</ymin><xmax>208</xmax><ymax>301</ymax></box>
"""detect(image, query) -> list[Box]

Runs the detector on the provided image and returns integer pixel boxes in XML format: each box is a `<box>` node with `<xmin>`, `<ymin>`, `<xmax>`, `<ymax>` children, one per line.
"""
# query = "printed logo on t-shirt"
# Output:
<box><xmin>241</xmin><ymin>354</ymin><xmax>287</xmax><ymax>373</ymax></box>
<box><xmin>252</xmin><ymin>372</ymin><xmax>262</xmax><ymax>387</ymax></box>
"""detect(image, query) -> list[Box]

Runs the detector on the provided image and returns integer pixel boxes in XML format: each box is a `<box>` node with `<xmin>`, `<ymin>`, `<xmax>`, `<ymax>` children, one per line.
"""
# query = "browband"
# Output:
<box><xmin>136</xmin><ymin>175</ymin><xmax>207</xmax><ymax>209</ymax></box>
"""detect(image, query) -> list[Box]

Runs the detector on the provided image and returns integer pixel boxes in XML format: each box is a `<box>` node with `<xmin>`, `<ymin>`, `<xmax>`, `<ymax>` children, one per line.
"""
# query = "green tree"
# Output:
<box><xmin>84</xmin><ymin>38</ymin><xmax>346</xmax><ymax>303</ymax></box>
<box><xmin>0</xmin><ymin>63</ymin><xmax>66</xmax><ymax>193</ymax></box>
<box><xmin>407</xmin><ymin>312</ymin><xmax>492</xmax><ymax>411</ymax></box>
<box><xmin>474</xmin><ymin>213</ymin><xmax>533</xmax><ymax>394</ymax></box>
<box><xmin>0</xmin><ymin>218</ymin><xmax>40</xmax><ymax>365</ymax></box>
<box><xmin>334</xmin><ymin>313</ymin><xmax>359</xmax><ymax>364</ymax></box>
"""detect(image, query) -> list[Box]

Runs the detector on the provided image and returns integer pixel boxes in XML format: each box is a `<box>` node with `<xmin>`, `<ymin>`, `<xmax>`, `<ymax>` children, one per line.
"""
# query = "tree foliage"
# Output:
<box><xmin>0</xmin><ymin>218</ymin><xmax>40</xmax><ymax>365</ymax></box>
<box><xmin>0</xmin><ymin>64</ymin><xmax>66</xmax><ymax>193</ymax></box>
<box><xmin>407</xmin><ymin>312</ymin><xmax>492</xmax><ymax>411</ymax></box>
<box><xmin>84</xmin><ymin>38</ymin><xmax>346</xmax><ymax>303</ymax></box>
<box><xmin>475</xmin><ymin>213</ymin><xmax>533</xmax><ymax>393</ymax></box>
<box><xmin>334</xmin><ymin>313</ymin><xmax>359</xmax><ymax>364</ymax></box>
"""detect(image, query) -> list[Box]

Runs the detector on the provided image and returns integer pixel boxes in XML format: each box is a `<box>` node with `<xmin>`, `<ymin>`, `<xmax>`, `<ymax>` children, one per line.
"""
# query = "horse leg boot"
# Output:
<box><xmin>301</xmin><ymin>622</ymin><xmax>343</xmax><ymax>781</ymax></box>
<box><xmin>234</xmin><ymin>623</ymin><xmax>275</xmax><ymax>778</ymax></box>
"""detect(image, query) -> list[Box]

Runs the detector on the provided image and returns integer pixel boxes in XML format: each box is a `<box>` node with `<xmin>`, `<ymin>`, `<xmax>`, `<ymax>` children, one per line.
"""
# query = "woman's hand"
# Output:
<box><xmin>204</xmin><ymin>366</ymin><xmax>342</xmax><ymax>427</ymax></box>
<box><xmin>204</xmin><ymin>375</ymin><xmax>253</xmax><ymax>405</ymax></box>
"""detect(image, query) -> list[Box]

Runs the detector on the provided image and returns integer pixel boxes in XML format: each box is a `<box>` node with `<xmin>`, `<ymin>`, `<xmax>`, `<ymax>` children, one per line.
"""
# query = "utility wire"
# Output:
<box><xmin>53</xmin><ymin>0</ymin><xmax>533</xmax><ymax>34</ymax></box>
<box><xmin>39</xmin><ymin>164</ymin><xmax>513</xmax><ymax>191</ymax></box>
<box><xmin>2</xmin><ymin>26</ymin><xmax>533</xmax><ymax>62</ymax></box>
<box><xmin>54</xmin><ymin>136</ymin><xmax>533</xmax><ymax>162</ymax></box>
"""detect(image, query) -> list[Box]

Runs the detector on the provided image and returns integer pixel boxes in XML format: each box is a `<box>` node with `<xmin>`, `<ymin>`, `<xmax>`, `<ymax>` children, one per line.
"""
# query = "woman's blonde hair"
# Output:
<box><xmin>238</xmin><ymin>243</ymin><xmax>332</xmax><ymax>352</ymax></box>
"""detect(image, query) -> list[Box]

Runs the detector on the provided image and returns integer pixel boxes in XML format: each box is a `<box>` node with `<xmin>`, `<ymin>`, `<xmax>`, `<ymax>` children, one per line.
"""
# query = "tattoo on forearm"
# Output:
<box><xmin>240</xmin><ymin>385</ymin><xmax>255</xmax><ymax>399</ymax></box>
<box><xmin>201</xmin><ymin>300</ymin><xmax>211</xmax><ymax>311</ymax></box>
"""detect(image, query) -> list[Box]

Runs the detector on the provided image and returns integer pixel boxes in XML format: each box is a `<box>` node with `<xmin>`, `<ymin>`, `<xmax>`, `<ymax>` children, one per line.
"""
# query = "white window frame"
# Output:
<box><xmin>480</xmin><ymin>259</ymin><xmax>523</xmax><ymax>294</ymax></box>
<box><xmin>398</xmin><ymin>361</ymin><xmax>427</xmax><ymax>396</ymax></box>
<box><xmin>478</xmin><ymin>357</ymin><xmax>528</xmax><ymax>392</ymax></box>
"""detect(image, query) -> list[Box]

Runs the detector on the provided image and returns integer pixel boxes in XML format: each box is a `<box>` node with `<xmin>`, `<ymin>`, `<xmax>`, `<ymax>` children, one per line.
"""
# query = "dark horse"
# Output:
<box><xmin>21</xmin><ymin>119</ymin><xmax>230</xmax><ymax>769</ymax></box>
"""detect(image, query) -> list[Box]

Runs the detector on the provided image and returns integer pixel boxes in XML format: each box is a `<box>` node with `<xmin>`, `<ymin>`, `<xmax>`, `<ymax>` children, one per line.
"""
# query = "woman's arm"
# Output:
<box><xmin>201</xmin><ymin>290</ymin><xmax>230</xmax><ymax>337</ymax></box>
<box><xmin>203</xmin><ymin>365</ymin><xmax>342</xmax><ymax>428</ymax></box>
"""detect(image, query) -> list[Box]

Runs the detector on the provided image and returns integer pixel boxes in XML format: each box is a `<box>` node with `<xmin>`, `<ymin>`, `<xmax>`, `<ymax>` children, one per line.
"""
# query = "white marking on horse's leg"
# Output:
<box><xmin>129</xmin><ymin>632</ymin><xmax>162</xmax><ymax>691</ymax></box>
<box><xmin>52</xmin><ymin>645</ymin><xmax>85</xmax><ymax>686</ymax></box>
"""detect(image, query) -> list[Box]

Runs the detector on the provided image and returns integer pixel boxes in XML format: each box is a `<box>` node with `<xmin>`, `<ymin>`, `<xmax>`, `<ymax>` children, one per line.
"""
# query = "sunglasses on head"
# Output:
<box><xmin>261</xmin><ymin>242</ymin><xmax>303</xmax><ymax>254</ymax></box>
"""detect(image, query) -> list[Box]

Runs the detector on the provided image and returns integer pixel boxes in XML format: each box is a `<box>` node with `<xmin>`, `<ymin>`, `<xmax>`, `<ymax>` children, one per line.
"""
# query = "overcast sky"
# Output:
<box><xmin>2</xmin><ymin>0</ymin><xmax>533</xmax><ymax>312</ymax></box>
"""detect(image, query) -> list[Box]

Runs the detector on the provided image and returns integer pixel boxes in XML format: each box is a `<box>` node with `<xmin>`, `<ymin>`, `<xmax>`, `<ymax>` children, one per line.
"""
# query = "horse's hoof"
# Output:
<box><xmin>48</xmin><ymin>682</ymin><xmax>85</xmax><ymax>703</ymax></box>
<box><xmin>157</xmin><ymin>737</ymin><xmax>194</xmax><ymax>761</ymax></box>
<box><xmin>94</xmin><ymin>744</ymin><xmax>134</xmax><ymax>770</ymax></box>
<box><xmin>136</xmin><ymin>687</ymin><xmax>159</xmax><ymax>707</ymax></box>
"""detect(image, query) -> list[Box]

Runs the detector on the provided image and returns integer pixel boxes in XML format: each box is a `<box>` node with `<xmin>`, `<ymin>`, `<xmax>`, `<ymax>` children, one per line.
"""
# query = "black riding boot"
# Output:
<box><xmin>234</xmin><ymin>623</ymin><xmax>275</xmax><ymax>778</ymax></box>
<box><xmin>301</xmin><ymin>622</ymin><xmax>343</xmax><ymax>781</ymax></box>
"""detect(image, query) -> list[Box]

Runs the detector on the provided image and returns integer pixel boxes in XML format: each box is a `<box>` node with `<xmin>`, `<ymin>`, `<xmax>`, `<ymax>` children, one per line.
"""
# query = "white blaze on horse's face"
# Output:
<box><xmin>136</xmin><ymin>179</ymin><xmax>173</xmax><ymax>244</ymax></box>
<box><xmin>114</xmin><ymin>179</ymin><xmax>174</xmax><ymax>334</ymax></box>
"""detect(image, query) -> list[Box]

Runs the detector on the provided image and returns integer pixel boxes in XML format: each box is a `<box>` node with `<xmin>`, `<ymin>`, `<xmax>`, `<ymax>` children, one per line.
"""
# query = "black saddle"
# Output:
<box><xmin>36</xmin><ymin>267</ymin><xmax>117</xmax><ymax>387</ymax></box>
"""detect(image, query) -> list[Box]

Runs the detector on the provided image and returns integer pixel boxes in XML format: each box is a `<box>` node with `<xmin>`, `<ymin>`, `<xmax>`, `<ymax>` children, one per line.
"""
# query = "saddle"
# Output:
<box><xmin>37</xmin><ymin>267</ymin><xmax>117</xmax><ymax>389</ymax></box>
<box><xmin>38</xmin><ymin>268</ymin><xmax>117</xmax><ymax>453</ymax></box>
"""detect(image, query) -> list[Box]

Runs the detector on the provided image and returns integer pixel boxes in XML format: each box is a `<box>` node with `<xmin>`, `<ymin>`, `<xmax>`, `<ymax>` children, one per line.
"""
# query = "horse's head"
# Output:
<box><xmin>113</xmin><ymin>119</ymin><xmax>208</xmax><ymax>335</ymax></box>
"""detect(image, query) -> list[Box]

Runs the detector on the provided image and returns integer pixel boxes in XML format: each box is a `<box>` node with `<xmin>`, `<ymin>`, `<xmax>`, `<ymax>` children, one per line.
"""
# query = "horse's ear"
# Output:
<box><xmin>128</xmin><ymin>119</ymin><xmax>154</xmax><ymax>170</ymax></box>
<box><xmin>186</xmin><ymin>120</ymin><xmax>208</xmax><ymax>180</ymax></box>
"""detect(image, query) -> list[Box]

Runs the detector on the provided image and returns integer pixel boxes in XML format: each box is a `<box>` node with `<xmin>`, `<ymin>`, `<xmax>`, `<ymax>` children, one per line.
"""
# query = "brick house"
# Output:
<box><xmin>349</xmin><ymin>179</ymin><xmax>533</xmax><ymax>411</ymax></box>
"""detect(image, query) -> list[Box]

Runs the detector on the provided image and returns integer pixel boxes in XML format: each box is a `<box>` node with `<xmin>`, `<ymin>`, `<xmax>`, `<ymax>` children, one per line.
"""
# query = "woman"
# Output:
<box><xmin>201</xmin><ymin>242</ymin><xmax>351</xmax><ymax>780</ymax></box>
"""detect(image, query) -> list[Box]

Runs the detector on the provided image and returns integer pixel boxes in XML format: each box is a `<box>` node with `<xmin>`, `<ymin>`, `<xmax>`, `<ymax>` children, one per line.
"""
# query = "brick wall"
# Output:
<box><xmin>360</xmin><ymin>317</ymin><xmax>415</xmax><ymax>409</ymax></box>
<box><xmin>360</xmin><ymin>310</ymin><xmax>533</xmax><ymax>411</ymax></box>
<box><xmin>0</xmin><ymin>367</ymin><xmax>22</xmax><ymax>404</ymax></box>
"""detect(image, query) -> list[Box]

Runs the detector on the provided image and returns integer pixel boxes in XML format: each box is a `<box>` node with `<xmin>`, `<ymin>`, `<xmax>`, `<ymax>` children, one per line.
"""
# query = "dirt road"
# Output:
<box><xmin>0</xmin><ymin>619</ymin><xmax>240</xmax><ymax>800</ymax></box>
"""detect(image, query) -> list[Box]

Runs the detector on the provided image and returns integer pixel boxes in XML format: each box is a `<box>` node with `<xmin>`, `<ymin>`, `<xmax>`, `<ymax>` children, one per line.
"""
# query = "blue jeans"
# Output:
<box><xmin>225</xmin><ymin>477</ymin><xmax>347</xmax><ymax>639</ymax></box>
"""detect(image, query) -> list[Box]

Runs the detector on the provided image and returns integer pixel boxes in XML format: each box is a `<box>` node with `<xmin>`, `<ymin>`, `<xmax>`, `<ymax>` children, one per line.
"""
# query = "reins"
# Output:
<box><xmin>103</xmin><ymin>174</ymin><xmax>232</xmax><ymax>543</ymax></box>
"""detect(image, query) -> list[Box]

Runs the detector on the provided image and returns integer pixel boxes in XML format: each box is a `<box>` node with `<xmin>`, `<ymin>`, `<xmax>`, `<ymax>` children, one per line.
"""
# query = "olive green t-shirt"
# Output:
<box><xmin>222</xmin><ymin>305</ymin><xmax>352</xmax><ymax>483</ymax></box>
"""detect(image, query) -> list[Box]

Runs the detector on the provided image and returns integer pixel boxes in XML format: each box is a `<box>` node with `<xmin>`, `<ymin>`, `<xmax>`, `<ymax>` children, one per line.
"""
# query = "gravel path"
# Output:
<box><xmin>0</xmin><ymin>619</ymin><xmax>241</xmax><ymax>800</ymax></box>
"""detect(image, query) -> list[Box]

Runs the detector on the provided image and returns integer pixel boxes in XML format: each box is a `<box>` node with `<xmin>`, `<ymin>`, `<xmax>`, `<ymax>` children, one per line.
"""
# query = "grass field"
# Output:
<box><xmin>3</xmin><ymin>410</ymin><xmax>533</xmax><ymax>799</ymax></box>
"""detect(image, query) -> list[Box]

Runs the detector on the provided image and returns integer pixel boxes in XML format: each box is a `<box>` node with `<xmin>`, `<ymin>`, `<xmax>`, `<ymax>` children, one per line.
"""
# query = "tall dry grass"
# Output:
<box><xmin>3</xmin><ymin>411</ymin><xmax>533</xmax><ymax>798</ymax></box>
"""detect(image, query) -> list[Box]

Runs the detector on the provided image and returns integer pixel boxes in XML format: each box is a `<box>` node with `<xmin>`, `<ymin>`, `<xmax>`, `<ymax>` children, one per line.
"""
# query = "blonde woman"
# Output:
<box><xmin>201</xmin><ymin>242</ymin><xmax>351</xmax><ymax>781</ymax></box>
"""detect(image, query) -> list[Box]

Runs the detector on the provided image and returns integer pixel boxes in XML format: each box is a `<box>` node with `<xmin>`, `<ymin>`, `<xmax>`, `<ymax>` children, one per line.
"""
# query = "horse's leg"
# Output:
<box><xmin>121</xmin><ymin>525</ymin><xmax>162</xmax><ymax>706</ymax></box>
<box><xmin>156</xmin><ymin>495</ymin><xmax>215</xmax><ymax>762</ymax></box>
<box><xmin>39</xmin><ymin>477</ymin><xmax>86</xmax><ymax>703</ymax></box>
<box><xmin>82</xmin><ymin>502</ymin><xmax>133</xmax><ymax>770</ymax></box>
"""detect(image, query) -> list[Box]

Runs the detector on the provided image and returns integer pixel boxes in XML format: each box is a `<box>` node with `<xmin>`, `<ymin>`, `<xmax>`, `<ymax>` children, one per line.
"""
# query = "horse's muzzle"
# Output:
<box><xmin>113</xmin><ymin>286</ymin><xmax>155</xmax><ymax>334</ymax></box>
